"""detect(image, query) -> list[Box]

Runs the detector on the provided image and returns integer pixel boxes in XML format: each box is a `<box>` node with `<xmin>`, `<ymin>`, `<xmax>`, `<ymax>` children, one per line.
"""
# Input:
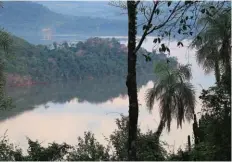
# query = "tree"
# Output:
<box><xmin>0</xmin><ymin>30</ymin><xmax>12</xmax><ymax>110</ymax></box>
<box><xmin>62</xmin><ymin>41</ymin><xmax>69</xmax><ymax>49</ymax></box>
<box><xmin>145</xmin><ymin>61</ymin><xmax>195</xmax><ymax>139</ymax></box>
<box><xmin>109</xmin><ymin>115</ymin><xmax>167</xmax><ymax>161</ymax></box>
<box><xmin>111</xmin><ymin>1</ymin><xmax>227</xmax><ymax>159</ymax></box>
<box><xmin>191</xmin><ymin>9</ymin><xmax>231</xmax><ymax>84</ymax></box>
<box><xmin>53</xmin><ymin>42</ymin><xmax>57</xmax><ymax>50</ymax></box>
<box><xmin>123</xmin><ymin>1</ymin><xmax>210</xmax><ymax>160</ymax></box>
<box><xmin>126</xmin><ymin>1</ymin><xmax>138</xmax><ymax>160</ymax></box>
<box><xmin>67</xmin><ymin>132</ymin><xmax>110</xmax><ymax>161</ymax></box>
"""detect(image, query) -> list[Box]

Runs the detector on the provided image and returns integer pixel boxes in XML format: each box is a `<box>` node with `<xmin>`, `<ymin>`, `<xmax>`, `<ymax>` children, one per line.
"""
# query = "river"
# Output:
<box><xmin>0</xmin><ymin>36</ymin><xmax>215</xmax><ymax>153</ymax></box>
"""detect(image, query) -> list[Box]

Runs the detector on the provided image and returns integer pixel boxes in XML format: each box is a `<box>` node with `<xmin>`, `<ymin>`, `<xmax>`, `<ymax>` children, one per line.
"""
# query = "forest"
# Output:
<box><xmin>0</xmin><ymin>0</ymin><xmax>231</xmax><ymax>161</ymax></box>
<box><xmin>1</xmin><ymin>34</ymin><xmax>174</xmax><ymax>86</ymax></box>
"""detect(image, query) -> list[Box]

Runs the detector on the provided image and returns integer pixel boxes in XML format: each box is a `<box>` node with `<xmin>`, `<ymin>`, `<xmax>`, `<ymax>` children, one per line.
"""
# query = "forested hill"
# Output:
<box><xmin>1</xmin><ymin>33</ymin><xmax>176</xmax><ymax>86</ymax></box>
<box><xmin>0</xmin><ymin>1</ymin><xmax>127</xmax><ymax>44</ymax></box>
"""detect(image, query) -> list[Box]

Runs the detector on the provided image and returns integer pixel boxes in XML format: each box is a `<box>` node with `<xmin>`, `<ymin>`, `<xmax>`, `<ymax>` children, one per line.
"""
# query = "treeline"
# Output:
<box><xmin>1</xmin><ymin>34</ymin><xmax>176</xmax><ymax>85</ymax></box>
<box><xmin>0</xmin><ymin>115</ymin><xmax>167</xmax><ymax>161</ymax></box>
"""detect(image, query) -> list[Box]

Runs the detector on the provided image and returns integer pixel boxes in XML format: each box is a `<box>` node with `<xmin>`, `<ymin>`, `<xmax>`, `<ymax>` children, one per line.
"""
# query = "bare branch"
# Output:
<box><xmin>147</xmin><ymin>1</ymin><xmax>183</xmax><ymax>35</ymax></box>
<box><xmin>134</xmin><ymin>1</ymin><xmax>159</xmax><ymax>53</ymax></box>
<box><xmin>135</xmin><ymin>1</ymin><xmax>140</xmax><ymax>7</ymax></box>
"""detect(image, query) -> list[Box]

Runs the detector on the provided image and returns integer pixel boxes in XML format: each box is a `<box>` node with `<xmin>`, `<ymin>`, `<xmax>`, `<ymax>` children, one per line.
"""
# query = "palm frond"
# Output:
<box><xmin>146</xmin><ymin>61</ymin><xmax>196</xmax><ymax>133</ymax></box>
<box><xmin>145</xmin><ymin>88</ymin><xmax>156</xmax><ymax>112</ymax></box>
<box><xmin>178</xmin><ymin>64</ymin><xmax>192</xmax><ymax>81</ymax></box>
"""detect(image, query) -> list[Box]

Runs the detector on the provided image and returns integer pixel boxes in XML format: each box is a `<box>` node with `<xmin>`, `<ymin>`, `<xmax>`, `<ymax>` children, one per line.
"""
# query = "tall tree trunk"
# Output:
<box><xmin>214</xmin><ymin>59</ymin><xmax>220</xmax><ymax>84</ymax></box>
<box><xmin>127</xmin><ymin>1</ymin><xmax>138</xmax><ymax>160</ymax></box>
<box><xmin>222</xmin><ymin>37</ymin><xmax>231</xmax><ymax>77</ymax></box>
<box><xmin>221</xmin><ymin>36</ymin><xmax>231</xmax><ymax>94</ymax></box>
<box><xmin>155</xmin><ymin>119</ymin><xmax>165</xmax><ymax>139</ymax></box>
<box><xmin>192</xmin><ymin>114</ymin><xmax>199</xmax><ymax>145</ymax></box>
<box><xmin>187</xmin><ymin>135</ymin><xmax>191</xmax><ymax>152</ymax></box>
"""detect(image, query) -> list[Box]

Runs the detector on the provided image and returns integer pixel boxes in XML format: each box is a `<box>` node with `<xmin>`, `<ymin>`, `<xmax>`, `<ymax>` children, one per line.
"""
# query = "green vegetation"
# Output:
<box><xmin>168</xmin><ymin>75</ymin><xmax>231</xmax><ymax>161</ymax></box>
<box><xmin>0</xmin><ymin>1</ymin><xmax>230</xmax><ymax>161</ymax></box>
<box><xmin>191</xmin><ymin>9</ymin><xmax>231</xmax><ymax>84</ymax></box>
<box><xmin>1</xmin><ymin>34</ymin><xmax>174</xmax><ymax>85</ymax></box>
<box><xmin>145</xmin><ymin>61</ymin><xmax>195</xmax><ymax>139</ymax></box>
<box><xmin>168</xmin><ymin>6</ymin><xmax>231</xmax><ymax>161</ymax></box>
<box><xmin>0</xmin><ymin>115</ymin><xmax>167</xmax><ymax>161</ymax></box>
<box><xmin>0</xmin><ymin>30</ymin><xmax>12</xmax><ymax>110</ymax></box>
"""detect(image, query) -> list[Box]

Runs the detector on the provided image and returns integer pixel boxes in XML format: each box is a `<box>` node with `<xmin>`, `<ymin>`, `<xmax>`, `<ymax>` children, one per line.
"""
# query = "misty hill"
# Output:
<box><xmin>37</xmin><ymin>1</ymin><xmax>127</xmax><ymax>21</ymax></box>
<box><xmin>0</xmin><ymin>1</ymin><xmax>127</xmax><ymax>44</ymax></box>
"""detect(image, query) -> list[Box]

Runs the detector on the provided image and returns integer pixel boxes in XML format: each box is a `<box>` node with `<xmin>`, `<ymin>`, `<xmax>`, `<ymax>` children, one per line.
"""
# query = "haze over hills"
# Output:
<box><xmin>0</xmin><ymin>1</ymin><xmax>200</xmax><ymax>45</ymax></box>
<box><xmin>37</xmin><ymin>1</ymin><xmax>127</xmax><ymax>20</ymax></box>
<box><xmin>0</xmin><ymin>1</ymin><xmax>127</xmax><ymax>44</ymax></box>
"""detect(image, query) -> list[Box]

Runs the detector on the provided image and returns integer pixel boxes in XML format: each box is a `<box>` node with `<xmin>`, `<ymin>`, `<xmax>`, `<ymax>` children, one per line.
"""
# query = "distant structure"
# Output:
<box><xmin>42</xmin><ymin>28</ymin><xmax>52</xmax><ymax>40</ymax></box>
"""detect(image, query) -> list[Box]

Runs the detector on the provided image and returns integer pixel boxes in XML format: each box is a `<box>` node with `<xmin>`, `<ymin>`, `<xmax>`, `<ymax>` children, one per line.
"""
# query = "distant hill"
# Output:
<box><xmin>37</xmin><ymin>1</ymin><xmax>127</xmax><ymax>21</ymax></box>
<box><xmin>0</xmin><ymin>1</ymin><xmax>127</xmax><ymax>44</ymax></box>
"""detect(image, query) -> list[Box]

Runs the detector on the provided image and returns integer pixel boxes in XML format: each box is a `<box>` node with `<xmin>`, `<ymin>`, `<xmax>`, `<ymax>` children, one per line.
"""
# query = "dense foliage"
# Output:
<box><xmin>0</xmin><ymin>116</ymin><xmax>167</xmax><ymax>161</ymax></box>
<box><xmin>1</xmin><ymin>34</ymin><xmax>174</xmax><ymax>85</ymax></box>
<box><xmin>0</xmin><ymin>1</ymin><xmax>230</xmax><ymax>161</ymax></box>
<box><xmin>168</xmin><ymin>76</ymin><xmax>231</xmax><ymax>161</ymax></box>
<box><xmin>145</xmin><ymin>61</ymin><xmax>195</xmax><ymax>139</ymax></box>
<box><xmin>168</xmin><ymin>7</ymin><xmax>231</xmax><ymax>161</ymax></box>
<box><xmin>0</xmin><ymin>30</ymin><xmax>12</xmax><ymax>110</ymax></box>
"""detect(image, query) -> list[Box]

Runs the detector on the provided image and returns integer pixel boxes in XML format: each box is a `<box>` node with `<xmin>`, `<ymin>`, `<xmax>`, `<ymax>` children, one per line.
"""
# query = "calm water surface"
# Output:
<box><xmin>0</xmin><ymin>37</ymin><xmax>215</xmax><ymax>152</ymax></box>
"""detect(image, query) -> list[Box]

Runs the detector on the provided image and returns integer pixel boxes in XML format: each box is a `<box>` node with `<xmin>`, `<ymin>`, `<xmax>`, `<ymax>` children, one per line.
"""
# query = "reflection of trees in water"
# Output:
<box><xmin>1</xmin><ymin>74</ymin><xmax>156</xmax><ymax>122</ymax></box>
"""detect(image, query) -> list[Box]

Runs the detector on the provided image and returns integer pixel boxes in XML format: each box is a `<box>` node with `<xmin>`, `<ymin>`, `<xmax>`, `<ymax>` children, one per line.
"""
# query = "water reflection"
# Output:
<box><xmin>3</xmin><ymin>74</ymin><xmax>155</xmax><ymax>122</ymax></box>
<box><xmin>0</xmin><ymin>75</ymin><xmax>156</xmax><ymax>152</ymax></box>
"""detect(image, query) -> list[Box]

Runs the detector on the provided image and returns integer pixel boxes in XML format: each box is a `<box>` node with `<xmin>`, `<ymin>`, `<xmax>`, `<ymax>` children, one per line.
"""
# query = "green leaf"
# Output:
<box><xmin>153</xmin><ymin>38</ymin><xmax>158</xmax><ymax>43</ymax></box>
<box><xmin>161</xmin><ymin>43</ymin><xmax>166</xmax><ymax>52</ymax></box>
<box><xmin>177</xmin><ymin>41</ymin><xmax>183</xmax><ymax>47</ymax></box>
<box><xmin>201</xmin><ymin>9</ymin><xmax>205</xmax><ymax>13</ymax></box>
<box><xmin>156</xmin><ymin>9</ymin><xmax>160</xmax><ymax>15</ymax></box>
<box><xmin>143</xmin><ymin>54</ymin><xmax>151</xmax><ymax>62</ymax></box>
<box><xmin>143</xmin><ymin>25</ymin><xmax>147</xmax><ymax>30</ymax></box>
<box><xmin>185</xmin><ymin>16</ymin><xmax>188</xmax><ymax>20</ymax></box>
<box><xmin>206</xmin><ymin>10</ymin><xmax>212</xmax><ymax>16</ymax></box>
<box><xmin>185</xmin><ymin>1</ymin><xmax>190</xmax><ymax>5</ymax></box>
<box><xmin>183</xmin><ymin>25</ymin><xmax>187</xmax><ymax>31</ymax></box>
<box><xmin>209</xmin><ymin>6</ymin><xmax>215</xmax><ymax>9</ymax></box>
<box><xmin>180</xmin><ymin>19</ymin><xmax>184</xmax><ymax>24</ymax></box>
<box><xmin>196</xmin><ymin>36</ymin><xmax>202</xmax><ymax>40</ymax></box>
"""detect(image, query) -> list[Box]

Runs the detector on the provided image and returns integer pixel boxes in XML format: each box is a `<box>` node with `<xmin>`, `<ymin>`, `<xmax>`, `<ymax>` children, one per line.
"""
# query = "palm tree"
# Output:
<box><xmin>191</xmin><ymin>9</ymin><xmax>231</xmax><ymax>84</ymax></box>
<box><xmin>145</xmin><ymin>61</ymin><xmax>196</xmax><ymax>139</ymax></box>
